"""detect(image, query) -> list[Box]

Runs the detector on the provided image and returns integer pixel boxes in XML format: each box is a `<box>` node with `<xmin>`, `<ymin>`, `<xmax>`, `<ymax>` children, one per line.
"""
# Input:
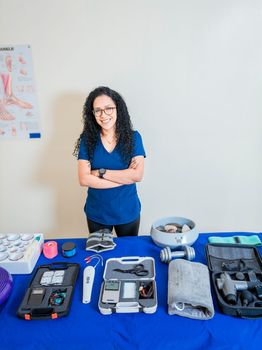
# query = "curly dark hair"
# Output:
<box><xmin>73</xmin><ymin>86</ymin><xmax>134</xmax><ymax>165</ymax></box>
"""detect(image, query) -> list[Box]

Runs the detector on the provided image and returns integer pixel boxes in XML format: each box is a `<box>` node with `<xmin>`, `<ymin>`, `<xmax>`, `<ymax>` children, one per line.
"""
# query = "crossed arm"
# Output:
<box><xmin>78</xmin><ymin>156</ymin><xmax>144</xmax><ymax>189</ymax></box>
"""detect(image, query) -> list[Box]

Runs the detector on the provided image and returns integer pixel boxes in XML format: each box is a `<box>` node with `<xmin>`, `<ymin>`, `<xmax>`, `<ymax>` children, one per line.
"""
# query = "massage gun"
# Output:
<box><xmin>216</xmin><ymin>272</ymin><xmax>262</xmax><ymax>305</ymax></box>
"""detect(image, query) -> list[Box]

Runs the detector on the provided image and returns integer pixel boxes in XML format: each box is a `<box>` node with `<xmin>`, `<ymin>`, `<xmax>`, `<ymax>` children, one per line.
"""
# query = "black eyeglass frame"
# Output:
<box><xmin>92</xmin><ymin>106</ymin><xmax>116</xmax><ymax>118</ymax></box>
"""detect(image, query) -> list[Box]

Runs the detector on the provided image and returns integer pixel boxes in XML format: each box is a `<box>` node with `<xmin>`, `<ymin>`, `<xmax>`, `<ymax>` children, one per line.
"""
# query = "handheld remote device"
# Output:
<box><xmin>82</xmin><ymin>266</ymin><xmax>95</xmax><ymax>304</ymax></box>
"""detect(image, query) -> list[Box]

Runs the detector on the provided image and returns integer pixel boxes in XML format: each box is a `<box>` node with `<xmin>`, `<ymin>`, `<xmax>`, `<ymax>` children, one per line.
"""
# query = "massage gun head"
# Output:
<box><xmin>217</xmin><ymin>272</ymin><xmax>238</xmax><ymax>305</ymax></box>
<box><xmin>160</xmin><ymin>245</ymin><xmax>195</xmax><ymax>263</ymax></box>
<box><xmin>241</xmin><ymin>290</ymin><xmax>255</xmax><ymax>307</ymax></box>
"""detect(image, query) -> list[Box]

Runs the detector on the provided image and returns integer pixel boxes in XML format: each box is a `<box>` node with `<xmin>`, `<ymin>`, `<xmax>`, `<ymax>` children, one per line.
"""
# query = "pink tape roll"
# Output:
<box><xmin>43</xmin><ymin>241</ymin><xmax>58</xmax><ymax>259</ymax></box>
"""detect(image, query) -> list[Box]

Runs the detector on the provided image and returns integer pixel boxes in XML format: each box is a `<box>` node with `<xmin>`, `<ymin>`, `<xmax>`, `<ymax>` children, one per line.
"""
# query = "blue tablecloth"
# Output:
<box><xmin>1</xmin><ymin>232</ymin><xmax>262</xmax><ymax>350</ymax></box>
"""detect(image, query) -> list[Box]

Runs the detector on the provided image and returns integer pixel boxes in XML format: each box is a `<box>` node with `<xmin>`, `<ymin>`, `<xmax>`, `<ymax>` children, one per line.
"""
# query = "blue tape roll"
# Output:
<box><xmin>62</xmin><ymin>242</ymin><xmax>76</xmax><ymax>258</ymax></box>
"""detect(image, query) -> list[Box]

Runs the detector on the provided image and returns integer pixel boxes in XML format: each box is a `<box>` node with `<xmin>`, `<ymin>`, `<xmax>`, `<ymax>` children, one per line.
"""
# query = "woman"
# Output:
<box><xmin>74</xmin><ymin>86</ymin><xmax>146</xmax><ymax>236</ymax></box>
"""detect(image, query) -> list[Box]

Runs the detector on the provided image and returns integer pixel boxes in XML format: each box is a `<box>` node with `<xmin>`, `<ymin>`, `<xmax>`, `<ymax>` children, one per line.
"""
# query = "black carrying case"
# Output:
<box><xmin>17</xmin><ymin>262</ymin><xmax>79</xmax><ymax>320</ymax></box>
<box><xmin>206</xmin><ymin>243</ymin><xmax>262</xmax><ymax>318</ymax></box>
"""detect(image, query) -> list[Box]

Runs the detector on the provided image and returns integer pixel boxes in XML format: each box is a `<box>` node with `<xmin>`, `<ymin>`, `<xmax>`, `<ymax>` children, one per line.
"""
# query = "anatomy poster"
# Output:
<box><xmin>0</xmin><ymin>45</ymin><xmax>41</xmax><ymax>139</ymax></box>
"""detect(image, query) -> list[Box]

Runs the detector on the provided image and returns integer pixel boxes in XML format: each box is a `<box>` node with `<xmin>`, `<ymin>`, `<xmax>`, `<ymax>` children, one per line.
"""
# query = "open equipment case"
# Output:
<box><xmin>206</xmin><ymin>243</ymin><xmax>262</xmax><ymax>318</ymax></box>
<box><xmin>17</xmin><ymin>262</ymin><xmax>79</xmax><ymax>320</ymax></box>
<box><xmin>98</xmin><ymin>256</ymin><xmax>157</xmax><ymax>314</ymax></box>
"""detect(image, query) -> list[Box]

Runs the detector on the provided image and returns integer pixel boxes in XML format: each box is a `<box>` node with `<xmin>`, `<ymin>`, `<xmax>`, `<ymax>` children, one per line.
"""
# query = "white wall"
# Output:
<box><xmin>0</xmin><ymin>0</ymin><xmax>261</xmax><ymax>238</ymax></box>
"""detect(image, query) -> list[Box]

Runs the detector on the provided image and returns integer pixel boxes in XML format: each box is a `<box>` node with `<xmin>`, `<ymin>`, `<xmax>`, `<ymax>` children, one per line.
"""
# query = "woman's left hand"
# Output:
<box><xmin>91</xmin><ymin>169</ymin><xmax>99</xmax><ymax>177</ymax></box>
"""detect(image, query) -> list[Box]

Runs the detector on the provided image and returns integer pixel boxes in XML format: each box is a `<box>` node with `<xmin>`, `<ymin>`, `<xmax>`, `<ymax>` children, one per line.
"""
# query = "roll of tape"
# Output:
<box><xmin>62</xmin><ymin>242</ymin><xmax>76</xmax><ymax>258</ymax></box>
<box><xmin>43</xmin><ymin>241</ymin><xmax>58</xmax><ymax>259</ymax></box>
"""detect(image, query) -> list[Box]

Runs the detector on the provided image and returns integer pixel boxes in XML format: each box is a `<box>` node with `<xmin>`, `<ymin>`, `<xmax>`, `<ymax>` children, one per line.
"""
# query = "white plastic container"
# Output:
<box><xmin>98</xmin><ymin>256</ymin><xmax>157</xmax><ymax>315</ymax></box>
<box><xmin>150</xmin><ymin>216</ymin><xmax>199</xmax><ymax>248</ymax></box>
<box><xmin>0</xmin><ymin>233</ymin><xmax>44</xmax><ymax>274</ymax></box>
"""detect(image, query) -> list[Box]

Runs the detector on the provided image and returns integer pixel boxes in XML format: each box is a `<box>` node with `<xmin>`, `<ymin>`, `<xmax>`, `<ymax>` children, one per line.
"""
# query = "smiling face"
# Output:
<box><xmin>93</xmin><ymin>95</ymin><xmax>117</xmax><ymax>132</ymax></box>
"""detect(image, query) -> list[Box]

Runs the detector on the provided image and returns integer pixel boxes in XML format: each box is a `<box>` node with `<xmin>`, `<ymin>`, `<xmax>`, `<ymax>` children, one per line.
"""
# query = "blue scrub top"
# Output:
<box><xmin>78</xmin><ymin>131</ymin><xmax>146</xmax><ymax>225</ymax></box>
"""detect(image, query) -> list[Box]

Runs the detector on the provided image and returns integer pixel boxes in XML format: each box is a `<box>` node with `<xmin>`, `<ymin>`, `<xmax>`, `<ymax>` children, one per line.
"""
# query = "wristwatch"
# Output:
<box><xmin>98</xmin><ymin>168</ymin><xmax>106</xmax><ymax>179</ymax></box>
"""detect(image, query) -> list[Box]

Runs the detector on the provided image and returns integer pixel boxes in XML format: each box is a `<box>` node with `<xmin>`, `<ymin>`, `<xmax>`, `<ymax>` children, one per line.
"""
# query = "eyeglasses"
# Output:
<box><xmin>92</xmin><ymin>106</ymin><xmax>116</xmax><ymax>118</ymax></box>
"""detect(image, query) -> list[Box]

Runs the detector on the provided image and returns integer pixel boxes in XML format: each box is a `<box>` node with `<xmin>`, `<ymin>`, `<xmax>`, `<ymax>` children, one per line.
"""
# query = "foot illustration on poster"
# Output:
<box><xmin>0</xmin><ymin>45</ymin><xmax>40</xmax><ymax>138</ymax></box>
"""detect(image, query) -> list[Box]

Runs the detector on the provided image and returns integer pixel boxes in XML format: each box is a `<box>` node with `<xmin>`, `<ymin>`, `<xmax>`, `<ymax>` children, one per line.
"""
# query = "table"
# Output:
<box><xmin>1</xmin><ymin>232</ymin><xmax>262</xmax><ymax>350</ymax></box>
